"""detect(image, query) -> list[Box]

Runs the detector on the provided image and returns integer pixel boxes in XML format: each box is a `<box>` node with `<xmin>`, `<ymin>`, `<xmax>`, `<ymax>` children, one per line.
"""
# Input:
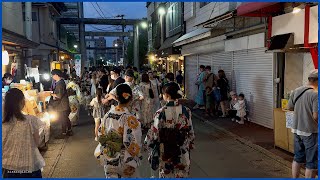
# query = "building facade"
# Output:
<box><xmin>147</xmin><ymin>2</ymin><xmax>184</xmax><ymax>75</ymax></box>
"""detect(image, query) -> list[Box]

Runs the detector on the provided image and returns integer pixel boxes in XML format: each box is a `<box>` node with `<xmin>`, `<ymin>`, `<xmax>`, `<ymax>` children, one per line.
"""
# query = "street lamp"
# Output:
<box><xmin>73</xmin><ymin>45</ymin><xmax>78</xmax><ymax>48</ymax></box>
<box><xmin>158</xmin><ymin>7</ymin><xmax>166</xmax><ymax>16</ymax></box>
<box><xmin>114</xmin><ymin>43</ymin><xmax>118</xmax><ymax>47</ymax></box>
<box><xmin>140</xmin><ymin>21</ymin><xmax>148</xmax><ymax>29</ymax></box>
<box><xmin>60</xmin><ymin>56</ymin><xmax>65</xmax><ymax>60</ymax></box>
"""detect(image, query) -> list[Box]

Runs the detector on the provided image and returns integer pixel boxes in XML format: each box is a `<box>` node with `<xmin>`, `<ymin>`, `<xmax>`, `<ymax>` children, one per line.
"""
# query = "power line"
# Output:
<box><xmin>95</xmin><ymin>2</ymin><xmax>114</xmax><ymax>19</ymax></box>
<box><xmin>90</xmin><ymin>2</ymin><xmax>105</xmax><ymax>19</ymax></box>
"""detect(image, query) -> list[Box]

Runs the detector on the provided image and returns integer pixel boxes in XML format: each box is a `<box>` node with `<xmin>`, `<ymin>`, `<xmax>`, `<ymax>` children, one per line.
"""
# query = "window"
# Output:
<box><xmin>200</xmin><ymin>2</ymin><xmax>210</xmax><ymax>8</ymax></box>
<box><xmin>167</xmin><ymin>2</ymin><xmax>182</xmax><ymax>37</ymax></box>
<box><xmin>23</xmin><ymin>12</ymin><xmax>38</xmax><ymax>21</ymax></box>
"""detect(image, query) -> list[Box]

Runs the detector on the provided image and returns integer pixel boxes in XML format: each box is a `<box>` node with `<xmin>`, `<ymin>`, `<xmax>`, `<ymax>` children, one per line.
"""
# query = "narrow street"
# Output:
<box><xmin>42</xmin><ymin>109</ymin><xmax>293</xmax><ymax>178</ymax></box>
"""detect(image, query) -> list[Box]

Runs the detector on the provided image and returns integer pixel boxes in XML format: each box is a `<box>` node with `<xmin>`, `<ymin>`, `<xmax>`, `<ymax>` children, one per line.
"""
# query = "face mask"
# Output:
<box><xmin>238</xmin><ymin>100</ymin><xmax>244</xmax><ymax>104</ymax></box>
<box><xmin>5</xmin><ymin>79</ymin><xmax>12</xmax><ymax>84</ymax></box>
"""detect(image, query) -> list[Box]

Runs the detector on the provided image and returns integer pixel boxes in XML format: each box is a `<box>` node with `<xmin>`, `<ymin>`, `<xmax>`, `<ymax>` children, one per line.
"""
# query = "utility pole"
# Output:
<box><xmin>133</xmin><ymin>24</ymin><xmax>139</xmax><ymax>70</ymax></box>
<box><xmin>25</xmin><ymin>2</ymin><xmax>32</xmax><ymax>68</ymax></box>
<box><xmin>116</xmin><ymin>14</ymin><xmax>125</xmax><ymax>66</ymax></box>
<box><xmin>78</xmin><ymin>2</ymin><xmax>86</xmax><ymax>73</ymax></box>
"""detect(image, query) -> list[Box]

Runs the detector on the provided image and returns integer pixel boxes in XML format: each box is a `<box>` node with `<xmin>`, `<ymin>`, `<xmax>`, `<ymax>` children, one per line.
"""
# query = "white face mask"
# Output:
<box><xmin>111</xmin><ymin>74</ymin><xmax>116</xmax><ymax>80</ymax></box>
<box><xmin>238</xmin><ymin>100</ymin><xmax>244</xmax><ymax>104</ymax></box>
<box><xmin>5</xmin><ymin>79</ymin><xmax>12</xmax><ymax>84</ymax></box>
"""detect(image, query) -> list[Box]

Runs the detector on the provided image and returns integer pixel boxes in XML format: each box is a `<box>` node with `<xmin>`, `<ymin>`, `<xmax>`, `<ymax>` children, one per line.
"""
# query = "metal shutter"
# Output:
<box><xmin>211</xmin><ymin>52</ymin><xmax>233</xmax><ymax>84</ymax></box>
<box><xmin>232</xmin><ymin>48</ymin><xmax>274</xmax><ymax>129</ymax></box>
<box><xmin>198</xmin><ymin>54</ymin><xmax>211</xmax><ymax>67</ymax></box>
<box><xmin>185</xmin><ymin>55</ymin><xmax>198</xmax><ymax>101</ymax></box>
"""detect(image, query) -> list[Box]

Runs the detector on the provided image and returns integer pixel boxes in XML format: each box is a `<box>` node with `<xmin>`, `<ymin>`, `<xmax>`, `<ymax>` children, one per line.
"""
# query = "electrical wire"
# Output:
<box><xmin>95</xmin><ymin>2</ymin><xmax>114</xmax><ymax>18</ymax></box>
<box><xmin>90</xmin><ymin>2</ymin><xmax>105</xmax><ymax>19</ymax></box>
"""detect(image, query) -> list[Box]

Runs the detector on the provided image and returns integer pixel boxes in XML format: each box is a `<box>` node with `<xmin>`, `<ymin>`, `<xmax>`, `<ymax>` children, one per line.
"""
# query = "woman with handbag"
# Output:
<box><xmin>95</xmin><ymin>84</ymin><xmax>142</xmax><ymax>178</ymax></box>
<box><xmin>2</xmin><ymin>88</ymin><xmax>45</xmax><ymax>178</ymax></box>
<box><xmin>139</xmin><ymin>73</ymin><xmax>155</xmax><ymax>130</ymax></box>
<box><xmin>144</xmin><ymin>83</ymin><xmax>195</xmax><ymax>178</ymax></box>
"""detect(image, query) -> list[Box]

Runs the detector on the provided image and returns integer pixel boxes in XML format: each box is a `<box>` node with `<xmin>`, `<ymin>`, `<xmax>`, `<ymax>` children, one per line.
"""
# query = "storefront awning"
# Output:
<box><xmin>2</xmin><ymin>28</ymin><xmax>39</xmax><ymax>48</ymax></box>
<box><xmin>237</xmin><ymin>2</ymin><xmax>279</xmax><ymax>16</ymax></box>
<box><xmin>173</xmin><ymin>28</ymin><xmax>211</xmax><ymax>47</ymax></box>
<box><xmin>159</xmin><ymin>34</ymin><xmax>181</xmax><ymax>51</ymax></box>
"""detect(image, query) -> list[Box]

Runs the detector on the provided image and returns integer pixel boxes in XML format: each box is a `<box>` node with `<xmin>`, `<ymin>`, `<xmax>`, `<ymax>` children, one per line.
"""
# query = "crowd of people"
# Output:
<box><xmin>2</xmin><ymin>63</ymin><xmax>317</xmax><ymax>178</ymax></box>
<box><xmin>193</xmin><ymin>65</ymin><xmax>249</xmax><ymax>125</ymax></box>
<box><xmin>2</xmin><ymin>65</ymin><xmax>194</xmax><ymax>178</ymax></box>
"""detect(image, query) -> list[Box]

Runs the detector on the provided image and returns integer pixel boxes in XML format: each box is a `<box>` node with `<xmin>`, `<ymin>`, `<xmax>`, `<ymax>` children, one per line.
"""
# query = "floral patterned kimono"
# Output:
<box><xmin>96</xmin><ymin>105</ymin><xmax>143</xmax><ymax>178</ymax></box>
<box><xmin>110</xmin><ymin>82</ymin><xmax>144</xmax><ymax>121</ymax></box>
<box><xmin>67</xmin><ymin>81</ymin><xmax>82</xmax><ymax>125</ymax></box>
<box><xmin>139</xmin><ymin>82</ymin><xmax>154</xmax><ymax>129</ymax></box>
<box><xmin>144</xmin><ymin>101</ymin><xmax>195</xmax><ymax>178</ymax></box>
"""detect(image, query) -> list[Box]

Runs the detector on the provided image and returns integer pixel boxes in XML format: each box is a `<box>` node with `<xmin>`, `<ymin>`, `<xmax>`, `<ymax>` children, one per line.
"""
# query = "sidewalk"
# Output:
<box><xmin>179</xmin><ymin>99</ymin><xmax>294</xmax><ymax>163</ymax></box>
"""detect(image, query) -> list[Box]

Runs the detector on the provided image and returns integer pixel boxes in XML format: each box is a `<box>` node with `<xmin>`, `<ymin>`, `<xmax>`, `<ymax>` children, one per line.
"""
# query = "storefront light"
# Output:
<box><xmin>292</xmin><ymin>7</ymin><xmax>301</xmax><ymax>14</ymax></box>
<box><xmin>2</xmin><ymin>50</ymin><xmax>9</xmax><ymax>65</ymax></box>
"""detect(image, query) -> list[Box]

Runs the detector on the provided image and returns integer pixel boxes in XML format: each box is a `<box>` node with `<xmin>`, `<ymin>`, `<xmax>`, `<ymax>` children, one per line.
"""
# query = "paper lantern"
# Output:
<box><xmin>2</xmin><ymin>50</ymin><xmax>9</xmax><ymax>65</ymax></box>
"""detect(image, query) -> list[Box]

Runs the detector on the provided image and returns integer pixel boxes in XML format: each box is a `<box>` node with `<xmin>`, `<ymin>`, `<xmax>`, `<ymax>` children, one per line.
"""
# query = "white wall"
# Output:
<box><xmin>2</xmin><ymin>2</ymin><xmax>24</xmax><ymax>36</ymax></box>
<box><xmin>272</xmin><ymin>5</ymin><xmax>318</xmax><ymax>44</ymax></box>
<box><xmin>225</xmin><ymin>33</ymin><xmax>265</xmax><ymax>52</ymax></box>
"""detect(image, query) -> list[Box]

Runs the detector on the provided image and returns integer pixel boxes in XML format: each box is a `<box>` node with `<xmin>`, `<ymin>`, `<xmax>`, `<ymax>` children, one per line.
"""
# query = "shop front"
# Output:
<box><xmin>269</xmin><ymin>4</ymin><xmax>318</xmax><ymax>153</ymax></box>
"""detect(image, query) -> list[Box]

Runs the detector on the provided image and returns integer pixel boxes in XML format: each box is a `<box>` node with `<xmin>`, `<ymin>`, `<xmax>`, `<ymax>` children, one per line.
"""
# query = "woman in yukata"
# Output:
<box><xmin>96</xmin><ymin>84</ymin><xmax>143</xmax><ymax>178</ymax></box>
<box><xmin>144</xmin><ymin>83</ymin><xmax>195</xmax><ymax>178</ymax></box>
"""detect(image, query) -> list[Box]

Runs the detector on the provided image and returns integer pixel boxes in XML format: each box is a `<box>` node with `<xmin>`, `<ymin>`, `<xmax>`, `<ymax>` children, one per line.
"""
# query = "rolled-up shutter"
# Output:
<box><xmin>185</xmin><ymin>55</ymin><xmax>198</xmax><ymax>101</ymax></box>
<box><xmin>232</xmin><ymin>48</ymin><xmax>274</xmax><ymax>129</ymax></box>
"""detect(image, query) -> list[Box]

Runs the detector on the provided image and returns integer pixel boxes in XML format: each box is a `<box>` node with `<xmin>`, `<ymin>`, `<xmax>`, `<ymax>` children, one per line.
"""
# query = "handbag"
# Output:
<box><xmin>149</xmin><ymin>83</ymin><xmax>155</xmax><ymax>99</ymax></box>
<box><xmin>148</xmin><ymin>141</ymin><xmax>160</xmax><ymax>171</ymax></box>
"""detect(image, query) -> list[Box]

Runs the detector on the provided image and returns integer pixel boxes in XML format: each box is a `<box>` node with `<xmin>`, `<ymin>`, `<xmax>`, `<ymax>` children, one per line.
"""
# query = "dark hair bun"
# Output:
<box><xmin>162</xmin><ymin>82</ymin><xmax>182</xmax><ymax>100</ymax></box>
<box><xmin>116</xmin><ymin>84</ymin><xmax>133</xmax><ymax>104</ymax></box>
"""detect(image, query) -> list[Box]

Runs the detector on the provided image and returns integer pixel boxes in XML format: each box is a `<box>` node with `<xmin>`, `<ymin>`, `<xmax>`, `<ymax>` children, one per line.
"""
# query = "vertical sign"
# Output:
<box><xmin>75</xmin><ymin>54</ymin><xmax>81</xmax><ymax>77</ymax></box>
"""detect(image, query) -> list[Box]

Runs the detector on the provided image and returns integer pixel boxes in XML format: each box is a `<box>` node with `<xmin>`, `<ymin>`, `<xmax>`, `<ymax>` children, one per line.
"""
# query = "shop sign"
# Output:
<box><xmin>75</xmin><ymin>54</ymin><xmax>81</xmax><ymax>77</ymax></box>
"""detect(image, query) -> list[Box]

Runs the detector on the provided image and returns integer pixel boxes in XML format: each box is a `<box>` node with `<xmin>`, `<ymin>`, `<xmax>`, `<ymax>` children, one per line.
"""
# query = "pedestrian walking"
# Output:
<box><xmin>50</xmin><ymin>69</ymin><xmax>73</xmax><ymax>138</ymax></box>
<box><xmin>98</xmin><ymin>69</ymin><xmax>109</xmax><ymax>94</ymax></box>
<box><xmin>2</xmin><ymin>88</ymin><xmax>45</xmax><ymax>178</ymax></box>
<box><xmin>139</xmin><ymin>73</ymin><xmax>155</xmax><ymax>129</ymax></box>
<box><xmin>176</xmin><ymin>70</ymin><xmax>183</xmax><ymax>87</ymax></box>
<box><xmin>288</xmin><ymin>69</ymin><xmax>318</xmax><ymax>178</ymax></box>
<box><xmin>110</xmin><ymin>67</ymin><xmax>125</xmax><ymax>89</ymax></box>
<box><xmin>95</xmin><ymin>84</ymin><xmax>142</xmax><ymax>178</ymax></box>
<box><xmin>193</xmin><ymin>65</ymin><xmax>206</xmax><ymax>110</ymax></box>
<box><xmin>91</xmin><ymin>73</ymin><xmax>97</xmax><ymax>97</ymax></box>
<box><xmin>144</xmin><ymin>82</ymin><xmax>195</xmax><ymax>178</ymax></box>
<box><xmin>90</xmin><ymin>88</ymin><xmax>105</xmax><ymax>141</ymax></box>
<box><xmin>67</xmin><ymin>75</ymin><xmax>82</xmax><ymax>126</ymax></box>
<box><xmin>148</xmin><ymin>71</ymin><xmax>161</xmax><ymax>113</ymax></box>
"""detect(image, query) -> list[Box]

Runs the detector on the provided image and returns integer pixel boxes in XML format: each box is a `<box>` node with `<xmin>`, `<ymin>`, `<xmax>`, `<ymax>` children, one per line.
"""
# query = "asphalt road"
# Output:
<box><xmin>42</xmin><ymin>108</ymin><xmax>293</xmax><ymax>178</ymax></box>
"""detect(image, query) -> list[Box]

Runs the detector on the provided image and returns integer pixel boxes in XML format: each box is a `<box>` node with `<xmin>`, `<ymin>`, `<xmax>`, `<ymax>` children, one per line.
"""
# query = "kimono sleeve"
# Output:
<box><xmin>186</xmin><ymin>107</ymin><xmax>195</xmax><ymax>147</ymax></box>
<box><xmin>135</xmin><ymin>85</ymin><xmax>144</xmax><ymax>98</ymax></box>
<box><xmin>119</xmin><ymin>114</ymin><xmax>142</xmax><ymax>168</ymax></box>
<box><xmin>144</xmin><ymin>109</ymin><xmax>161</xmax><ymax>149</ymax></box>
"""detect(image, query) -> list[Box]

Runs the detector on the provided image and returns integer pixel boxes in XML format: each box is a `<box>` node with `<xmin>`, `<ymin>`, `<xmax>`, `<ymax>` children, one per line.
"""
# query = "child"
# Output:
<box><xmin>83</xmin><ymin>89</ymin><xmax>92</xmax><ymax>116</ymax></box>
<box><xmin>205</xmin><ymin>86</ymin><xmax>214</xmax><ymax>116</ymax></box>
<box><xmin>90</xmin><ymin>88</ymin><xmax>105</xmax><ymax>141</ymax></box>
<box><xmin>233</xmin><ymin>93</ymin><xmax>246</xmax><ymax>125</ymax></box>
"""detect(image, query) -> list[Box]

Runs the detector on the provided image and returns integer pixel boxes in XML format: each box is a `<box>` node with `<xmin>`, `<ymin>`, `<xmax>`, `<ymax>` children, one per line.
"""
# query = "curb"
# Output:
<box><xmin>192</xmin><ymin>113</ymin><xmax>305</xmax><ymax>177</ymax></box>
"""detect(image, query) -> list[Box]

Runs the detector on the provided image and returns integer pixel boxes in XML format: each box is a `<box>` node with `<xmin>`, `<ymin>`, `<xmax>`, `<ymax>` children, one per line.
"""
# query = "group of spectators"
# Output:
<box><xmin>193</xmin><ymin>65</ymin><xmax>248</xmax><ymax>124</ymax></box>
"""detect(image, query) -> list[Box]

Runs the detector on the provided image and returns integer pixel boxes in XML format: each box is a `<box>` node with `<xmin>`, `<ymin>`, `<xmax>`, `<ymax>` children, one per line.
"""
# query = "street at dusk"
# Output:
<box><xmin>2</xmin><ymin>2</ymin><xmax>318</xmax><ymax>178</ymax></box>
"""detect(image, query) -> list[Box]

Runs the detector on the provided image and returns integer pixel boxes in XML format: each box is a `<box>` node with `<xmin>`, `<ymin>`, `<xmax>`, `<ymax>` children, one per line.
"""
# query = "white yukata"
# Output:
<box><xmin>95</xmin><ymin>105</ymin><xmax>142</xmax><ymax>178</ymax></box>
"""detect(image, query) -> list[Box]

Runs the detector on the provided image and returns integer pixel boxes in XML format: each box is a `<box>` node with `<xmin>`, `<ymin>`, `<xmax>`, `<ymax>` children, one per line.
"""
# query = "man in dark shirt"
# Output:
<box><xmin>176</xmin><ymin>70</ymin><xmax>183</xmax><ymax>86</ymax></box>
<box><xmin>51</xmin><ymin>69</ymin><xmax>72</xmax><ymax>138</ymax></box>
<box><xmin>99</xmin><ymin>69</ymin><xmax>109</xmax><ymax>94</ymax></box>
<box><xmin>111</xmin><ymin>67</ymin><xmax>125</xmax><ymax>89</ymax></box>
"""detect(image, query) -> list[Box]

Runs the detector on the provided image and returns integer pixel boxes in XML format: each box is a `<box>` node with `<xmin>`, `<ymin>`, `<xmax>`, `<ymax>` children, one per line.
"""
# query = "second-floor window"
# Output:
<box><xmin>167</xmin><ymin>2</ymin><xmax>182</xmax><ymax>37</ymax></box>
<box><xmin>200</xmin><ymin>2</ymin><xmax>210</xmax><ymax>8</ymax></box>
